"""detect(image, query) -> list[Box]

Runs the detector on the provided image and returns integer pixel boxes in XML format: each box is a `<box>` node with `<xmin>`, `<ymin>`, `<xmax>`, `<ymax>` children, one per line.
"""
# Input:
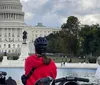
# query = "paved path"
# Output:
<box><xmin>0</xmin><ymin>62</ymin><xmax>99</xmax><ymax>69</ymax></box>
<box><xmin>56</xmin><ymin>63</ymin><xmax>99</xmax><ymax>69</ymax></box>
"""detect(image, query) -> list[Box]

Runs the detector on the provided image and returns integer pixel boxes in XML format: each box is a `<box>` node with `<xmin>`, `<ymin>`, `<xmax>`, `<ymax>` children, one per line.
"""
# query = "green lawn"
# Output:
<box><xmin>48</xmin><ymin>56</ymin><xmax>86</xmax><ymax>63</ymax></box>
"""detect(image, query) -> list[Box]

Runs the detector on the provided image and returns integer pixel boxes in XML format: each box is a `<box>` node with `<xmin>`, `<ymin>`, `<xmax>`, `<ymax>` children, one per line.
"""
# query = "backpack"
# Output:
<box><xmin>21</xmin><ymin>68</ymin><xmax>35</xmax><ymax>85</ymax></box>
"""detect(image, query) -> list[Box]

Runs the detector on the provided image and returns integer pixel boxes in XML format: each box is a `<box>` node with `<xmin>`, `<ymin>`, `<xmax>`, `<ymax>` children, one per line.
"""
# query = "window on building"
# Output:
<box><xmin>5</xmin><ymin>38</ymin><xmax>7</xmax><ymax>41</ymax></box>
<box><xmin>18</xmin><ymin>38</ymin><xmax>20</xmax><ymax>41</ymax></box>
<box><xmin>17</xmin><ymin>44</ymin><xmax>20</xmax><ymax>48</ymax></box>
<box><xmin>12</xmin><ymin>28</ymin><xmax>14</xmax><ymax>31</ymax></box>
<box><xmin>0</xmin><ymin>38</ymin><xmax>1</xmax><ymax>41</ymax></box>
<box><xmin>12</xmin><ymin>50</ymin><xmax>14</xmax><ymax>52</ymax></box>
<box><xmin>8</xmin><ymin>50</ymin><xmax>11</xmax><ymax>53</ymax></box>
<box><xmin>7</xmin><ymin>14</ymin><xmax>8</xmax><ymax>18</ymax></box>
<box><xmin>13</xmin><ymin>38</ymin><xmax>14</xmax><ymax>42</ymax></box>
<box><xmin>9</xmin><ymin>38</ymin><xmax>11</xmax><ymax>41</ymax></box>
<box><xmin>0</xmin><ymin>34</ymin><xmax>1</xmax><ymax>37</ymax></box>
<box><xmin>13</xmin><ymin>44</ymin><xmax>15</xmax><ymax>48</ymax></box>
<box><xmin>4</xmin><ymin>44</ymin><xmax>6</xmax><ymax>47</ymax></box>
<box><xmin>8</xmin><ymin>33</ymin><xmax>10</xmax><ymax>37</ymax></box>
<box><xmin>8</xmin><ymin>44</ymin><xmax>10</xmax><ymax>48</ymax></box>
<box><xmin>36</xmin><ymin>35</ymin><xmax>37</xmax><ymax>38</ymax></box>
<box><xmin>11</xmin><ymin>14</ymin><xmax>13</xmax><ymax>18</ymax></box>
<box><xmin>15</xmin><ymin>50</ymin><xmax>18</xmax><ymax>52</ymax></box>
<box><xmin>17</xmin><ymin>34</ymin><xmax>20</xmax><ymax>37</ymax></box>
<box><xmin>12</xmin><ymin>34</ymin><xmax>14</xmax><ymax>37</ymax></box>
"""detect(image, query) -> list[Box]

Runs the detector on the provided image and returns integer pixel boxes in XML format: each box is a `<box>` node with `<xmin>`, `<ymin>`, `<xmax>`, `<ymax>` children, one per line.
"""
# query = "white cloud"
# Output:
<box><xmin>80</xmin><ymin>0</ymin><xmax>94</xmax><ymax>10</ymax></box>
<box><xmin>25</xmin><ymin>12</ymin><xmax>34</xmax><ymax>20</ymax></box>
<box><xmin>20</xmin><ymin>0</ymin><xmax>30</xmax><ymax>2</ymax></box>
<box><xmin>42</xmin><ymin>13</ymin><xmax>61</xmax><ymax>27</ymax></box>
<box><xmin>60</xmin><ymin>17</ymin><xmax>67</xmax><ymax>24</ymax></box>
<box><xmin>20</xmin><ymin>0</ymin><xmax>100</xmax><ymax>27</ymax></box>
<box><xmin>76</xmin><ymin>14</ymin><xmax>100</xmax><ymax>25</ymax></box>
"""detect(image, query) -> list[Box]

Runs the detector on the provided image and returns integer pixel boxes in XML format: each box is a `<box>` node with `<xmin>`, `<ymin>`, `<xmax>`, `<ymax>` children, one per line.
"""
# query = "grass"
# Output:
<box><xmin>48</xmin><ymin>56</ymin><xmax>86</xmax><ymax>63</ymax></box>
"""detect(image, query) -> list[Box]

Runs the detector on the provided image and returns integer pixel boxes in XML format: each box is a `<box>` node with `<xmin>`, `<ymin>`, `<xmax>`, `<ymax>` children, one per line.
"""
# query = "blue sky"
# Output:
<box><xmin>20</xmin><ymin>0</ymin><xmax>100</xmax><ymax>28</ymax></box>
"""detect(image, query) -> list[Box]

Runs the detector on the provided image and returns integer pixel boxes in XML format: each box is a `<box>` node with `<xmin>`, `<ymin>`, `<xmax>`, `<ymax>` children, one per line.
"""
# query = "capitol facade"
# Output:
<box><xmin>0</xmin><ymin>0</ymin><xmax>60</xmax><ymax>54</ymax></box>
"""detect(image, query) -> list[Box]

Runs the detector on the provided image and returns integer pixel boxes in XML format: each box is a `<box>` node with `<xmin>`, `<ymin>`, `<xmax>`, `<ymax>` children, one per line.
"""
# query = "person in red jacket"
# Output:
<box><xmin>24</xmin><ymin>37</ymin><xmax>57</xmax><ymax>85</ymax></box>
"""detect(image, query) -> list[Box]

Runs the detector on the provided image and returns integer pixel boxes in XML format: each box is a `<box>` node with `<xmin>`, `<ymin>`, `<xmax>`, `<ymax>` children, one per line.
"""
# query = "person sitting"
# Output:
<box><xmin>23</xmin><ymin>37</ymin><xmax>57</xmax><ymax>85</ymax></box>
<box><xmin>6</xmin><ymin>76</ymin><xmax>17</xmax><ymax>85</ymax></box>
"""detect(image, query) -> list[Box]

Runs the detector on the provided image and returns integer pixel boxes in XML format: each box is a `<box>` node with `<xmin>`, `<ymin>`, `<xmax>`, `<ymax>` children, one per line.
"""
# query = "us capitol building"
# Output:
<box><xmin>0</xmin><ymin>0</ymin><xmax>60</xmax><ymax>54</ymax></box>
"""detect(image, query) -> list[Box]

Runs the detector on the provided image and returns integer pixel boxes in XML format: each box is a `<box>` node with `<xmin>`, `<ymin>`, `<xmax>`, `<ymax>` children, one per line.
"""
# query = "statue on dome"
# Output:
<box><xmin>22</xmin><ymin>31</ymin><xmax>27</xmax><ymax>44</ymax></box>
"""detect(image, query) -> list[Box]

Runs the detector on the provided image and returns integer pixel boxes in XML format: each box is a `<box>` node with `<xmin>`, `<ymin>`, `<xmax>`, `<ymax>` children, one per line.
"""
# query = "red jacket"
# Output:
<box><xmin>25</xmin><ymin>54</ymin><xmax>57</xmax><ymax>85</ymax></box>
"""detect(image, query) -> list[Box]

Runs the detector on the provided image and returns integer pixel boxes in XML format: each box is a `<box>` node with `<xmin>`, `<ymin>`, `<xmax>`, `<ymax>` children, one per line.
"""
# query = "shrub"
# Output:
<box><xmin>13</xmin><ymin>56</ymin><xmax>19</xmax><ymax>60</ymax></box>
<box><xmin>87</xmin><ymin>57</ymin><xmax>97</xmax><ymax>63</ymax></box>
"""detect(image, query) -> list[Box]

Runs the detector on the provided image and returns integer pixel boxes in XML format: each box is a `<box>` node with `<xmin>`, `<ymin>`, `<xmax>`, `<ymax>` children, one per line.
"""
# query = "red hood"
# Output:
<box><xmin>25</xmin><ymin>54</ymin><xmax>43</xmax><ymax>75</ymax></box>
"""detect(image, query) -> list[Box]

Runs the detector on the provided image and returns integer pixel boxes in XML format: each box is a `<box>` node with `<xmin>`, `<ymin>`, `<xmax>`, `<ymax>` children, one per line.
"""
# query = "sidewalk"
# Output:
<box><xmin>0</xmin><ymin>62</ymin><xmax>99</xmax><ymax>69</ymax></box>
<box><xmin>56</xmin><ymin>63</ymin><xmax>99</xmax><ymax>69</ymax></box>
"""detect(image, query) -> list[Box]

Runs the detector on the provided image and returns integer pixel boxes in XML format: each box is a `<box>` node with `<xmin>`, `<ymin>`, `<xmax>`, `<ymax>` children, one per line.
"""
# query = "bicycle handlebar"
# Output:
<box><xmin>55</xmin><ymin>77</ymin><xmax>89</xmax><ymax>83</ymax></box>
<box><xmin>35</xmin><ymin>76</ymin><xmax>89</xmax><ymax>85</ymax></box>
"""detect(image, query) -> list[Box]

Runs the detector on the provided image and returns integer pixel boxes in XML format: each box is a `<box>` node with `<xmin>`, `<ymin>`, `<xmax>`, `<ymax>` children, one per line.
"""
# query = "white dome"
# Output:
<box><xmin>0</xmin><ymin>0</ymin><xmax>24</xmax><ymax>25</ymax></box>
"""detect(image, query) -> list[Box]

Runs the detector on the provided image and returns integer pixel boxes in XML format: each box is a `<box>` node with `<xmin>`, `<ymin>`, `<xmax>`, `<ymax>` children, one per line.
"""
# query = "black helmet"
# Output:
<box><xmin>34</xmin><ymin>37</ymin><xmax>48</xmax><ymax>54</ymax></box>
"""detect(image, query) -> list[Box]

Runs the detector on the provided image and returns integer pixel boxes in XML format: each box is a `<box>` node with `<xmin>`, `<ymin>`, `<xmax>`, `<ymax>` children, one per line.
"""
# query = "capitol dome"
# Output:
<box><xmin>0</xmin><ymin>0</ymin><xmax>24</xmax><ymax>25</ymax></box>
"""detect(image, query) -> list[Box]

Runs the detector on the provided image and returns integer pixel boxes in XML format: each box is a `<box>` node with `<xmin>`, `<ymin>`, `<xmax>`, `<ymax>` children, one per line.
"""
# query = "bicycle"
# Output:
<box><xmin>0</xmin><ymin>71</ymin><xmax>97</xmax><ymax>85</ymax></box>
<box><xmin>35</xmin><ymin>76</ymin><xmax>91</xmax><ymax>85</ymax></box>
